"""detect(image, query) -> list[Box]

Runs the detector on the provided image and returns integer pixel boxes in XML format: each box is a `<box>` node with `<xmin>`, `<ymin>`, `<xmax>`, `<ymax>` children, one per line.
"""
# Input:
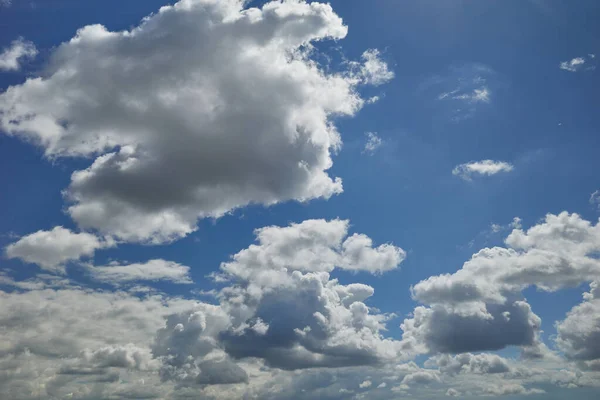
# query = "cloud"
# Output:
<box><xmin>559</xmin><ymin>55</ymin><xmax>596</xmax><ymax>72</ymax></box>
<box><xmin>556</xmin><ymin>282</ymin><xmax>600</xmax><ymax>371</ymax></box>
<box><xmin>0</xmin><ymin>37</ymin><xmax>37</xmax><ymax>71</ymax></box>
<box><xmin>86</xmin><ymin>259</ymin><xmax>193</xmax><ymax>285</ymax></box>
<box><xmin>5</xmin><ymin>226</ymin><xmax>110</xmax><ymax>273</ymax></box>
<box><xmin>363</xmin><ymin>132</ymin><xmax>383</xmax><ymax>155</ymax></box>
<box><xmin>209</xmin><ymin>219</ymin><xmax>408</xmax><ymax>370</ymax></box>
<box><xmin>427</xmin><ymin>353</ymin><xmax>511</xmax><ymax>376</ymax></box>
<box><xmin>218</xmin><ymin>219</ymin><xmax>405</xmax><ymax>278</ymax></box>
<box><xmin>428</xmin><ymin>63</ymin><xmax>495</xmax><ymax>121</ymax></box>
<box><xmin>359</xmin><ymin>380</ymin><xmax>372</xmax><ymax>388</ymax></box>
<box><xmin>590</xmin><ymin>190</ymin><xmax>600</xmax><ymax>211</ymax></box>
<box><xmin>353</xmin><ymin>49</ymin><xmax>394</xmax><ymax>86</ymax></box>
<box><xmin>0</xmin><ymin>0</ymin><xmax>392</xmax><ymax>244</ymax></box>
<box><xmin>402</xmin><ymin>212</ymin><xmax>600</xmax><ymax>356</ymax></box>
<box><xmin>452</xmin><ymin>160</ymin><xmax>514</xmax><ymax>181</ymax></box>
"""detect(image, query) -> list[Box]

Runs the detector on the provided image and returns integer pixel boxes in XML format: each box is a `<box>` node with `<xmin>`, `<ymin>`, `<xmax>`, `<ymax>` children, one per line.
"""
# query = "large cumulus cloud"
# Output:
<box><xmin>401</xmin><ymin>212</ymin><xmax>600</xmax><ymax>355</ymax></box>
<box><xmin>0</xmin><ymin>0</ymin><xmax>392</xmax><ymax>244</ymax></box>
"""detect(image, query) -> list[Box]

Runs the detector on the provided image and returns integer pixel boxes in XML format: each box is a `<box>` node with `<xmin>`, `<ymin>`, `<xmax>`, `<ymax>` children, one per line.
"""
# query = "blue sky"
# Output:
<box><xmin>1</xmin><ymin>1</ymin><xmax>600</xmax><ymax>399</ymax></box>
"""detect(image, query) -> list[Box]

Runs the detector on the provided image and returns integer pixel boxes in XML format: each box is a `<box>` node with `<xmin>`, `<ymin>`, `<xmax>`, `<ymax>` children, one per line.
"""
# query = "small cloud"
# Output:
<box><xmin>377</xmin><ymin>382</ymin><xmax>387</xmax><ymax>389</ymax></box>
<box><xmin>0</xmin><ymin>0</ymin><xmax>11</xmax><ymax>7</ymax></box>
<box><xmin>560</xmin><ymin>55</ymin><xmax>596</xmax><ymax>72</ymax></box>
<box><xmin>363</xmin><ymin>132</ymin><xmax>383</xmax><ymax>155</ymax></box>
<box><xmin>590</xmin><ymin>190</ymin><xmax>600</xmax><ymax>211</ymax></box>
<box><xmin>491</xmin><ymin>223</ymin><xmax>503</xmax><ymax>233</ymax></box>
<box><xmin>426</xmin><ymin>63</ymin><xmax>496</xmax><ymax>121</ymax></box>
<box><xmin>358</xmin><ymin>49</ymin><xmax>394</xmax><ymax>86</ymax></box>
<box><xmin>366</xmin><ymin>95</ymin><xmax>380</xmax><ymax>104</ymax></box>
<box><xmin>0</xmin><ymin>37</ymin><xmax>37</xmax><ymax>71</ymax></box>
<box><xmin>359</xmin><ymin>380</ymin><xmax>372</xmax><ymax>389</ymax></box>
<box><xmin>510</xmin><ymin>217</ymin><xmax>522</xmax><ymax>229</ymax></box>
<box><xmin>452</xmin><ymin>160</ymin><xmax>514</xmax><ymax>181</ymax></box>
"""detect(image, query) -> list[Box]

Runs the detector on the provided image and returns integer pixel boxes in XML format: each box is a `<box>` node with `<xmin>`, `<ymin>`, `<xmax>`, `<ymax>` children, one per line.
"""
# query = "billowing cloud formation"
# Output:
<box><xmin>402</xmin><ymin>212</ymin><xmax>600</xmax><ymax>355</ymax></box>
<box><xmin>0</xmin><ymin>0</ymin><xmax>392</xmax><ymax>244</ymax></box>
<box><xmin>87</xmin><ymin>259</ymin><xmax>192</xmax><ymax>285</ymax></box>
<box><xmin>218</xmin><ymin>219</ymin><xmax>405</xmax><ymax>277</ymax></box>
<box><xmin>1</xmin><ymin>214</ymin><xmax>600</xmax><ymax>398</ymax></box>
<box><xmin>452</xmin><ymin>160</ymin><xmax>514</xmax><ymax>181</ymax></box>
<box><xmin>209</xmin><ymin>219</ymin><xmax>406</xmax><ymax>370</ymax></box>
<box><xmin>556</xmin><ymin>281</ymin><xmax>600</xmax><ymax>371</ymax></box>
<box><xmin>427</xmin><ymin>353</ymin><xmax>511</xmax><ymax>376</ymax></box>
<box><xmin>0</xmin><ymin>37</ymin><xmax>37</xmax><ymax>71</ymax></box>
<box><xmin>5</xmin><ymin>226</ymin><xmax>109</xmax><ymax>273</ymax></box>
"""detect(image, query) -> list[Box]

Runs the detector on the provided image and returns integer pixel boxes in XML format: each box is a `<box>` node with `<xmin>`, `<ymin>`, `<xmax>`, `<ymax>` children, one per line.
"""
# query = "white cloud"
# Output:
<box><xmin>0</xmin><ymin>0</ymin><xmax>392</xmax><ymax>244</ymax></box>
<box><xmin>556</xmin><ymin>282</ymin><xmax>600</xmax><ymax>371</ymax></box>
<box><xmin>452</xmin><ymin>160</ymin><xmax>514</xmax><ymax>181</ymax></box>
<box><xmin>355</xmin><ymin>49</ymin><xmax>394</xmax><ymax>86</ymax></box>
<box><xmin>560</xmin><ymin>57</ymin><xmax>586</xmax><ymax>72</ymax></box>
<box><xmin>403</xmin><ymin>212</ymin><xmax>600</xmax><ymax>356</ymax></box>
<box><xmin>86</xmin><ymin>259</ymin><xmax>192</xmax><ymax>285</ymax></box>
<box><xmin>0</xmin><ymin>37</ymin><xmax>37</xmax><ymax>71</ymax></box>
<box><xmin>590</xmin><ymin>190</ymin><xmax>600</xmax><ymax>211</ymax></box>
<box><xmin>218</xmin><ymin>219</ymin><xmax>405</xmax><ymax>278</ymax></box>
<box><xmin>5</xmin><ymin>226</ymin><xmax>109</xmax><ymax>273</ymax></box>
<box><xmin>363</xmin><ymin>132</ymin><xmax>383</xmax><ymax>155</ymax></box>
<box><xmin>359</xmin><ymin>380</ymin><xmax>372</xmax><ymax>388</ymax></box>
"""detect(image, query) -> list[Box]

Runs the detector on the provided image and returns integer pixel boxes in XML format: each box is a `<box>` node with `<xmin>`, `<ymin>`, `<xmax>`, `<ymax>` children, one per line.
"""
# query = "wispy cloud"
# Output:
<box><xmin>423</xmin><ymin>63</ymin><xmax>496</xmax><ymax>122</ymax></box>
<box><xmin>452</xmin><ymin>160</ymin><xmax>514</xmax><ymax>181</ymax></box>
<box><xmin>559</xmin><ymin>54</ymin><xmax>596</xmax><ymax>72</ymax></box>
<box><xmin>0</xmin><ymin>37</ymin><xmax>37</xmax><ymax>71</ymax></box>
<box><xmin>363</xmin><ymin>132</ymin><xmax>383</xmax><ymax>155</ymax></box>
<box><xmin>590</xmin><ymin>190</ymin><xmax>600</xmax><ymax>211</ymax></box>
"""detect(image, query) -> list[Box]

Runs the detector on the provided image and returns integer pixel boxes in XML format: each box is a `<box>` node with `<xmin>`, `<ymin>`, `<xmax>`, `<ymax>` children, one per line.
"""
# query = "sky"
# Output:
<box><xmin>0</xmin><ymin>0</ymin><xmax>600</xmax><ymax>399</ymax></box>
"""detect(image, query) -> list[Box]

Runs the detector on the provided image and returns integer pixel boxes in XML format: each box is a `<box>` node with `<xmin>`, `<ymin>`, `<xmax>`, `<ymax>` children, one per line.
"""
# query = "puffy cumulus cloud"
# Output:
<box><xmin>556</xmin><ymin>282</ymin><xmax>600</xmax><ymax>371</ymax></box>
<box><xmin>402</xmin><ymin>212</ymin><xmax>600</xmax><ymax>356</ymax></box>
<box><xmin>5</xmin><ymin>226</ymin><xmax>110</xmax><ymax>273</ymax></box>
<box><xmin>218</xmin><ymin>219</ymin><xmax>405</xmax><ymax>278</ymax></box>
<box><xmin>427</xmin><ymin>353</ymin><xmax>511</xmax><ymax>376</ymax></box>
<box><xmin>399</xmin><ymin>370</ymin><xmax>440</xmax><ymax>387</ymax></box>
<box><xmin>0</xmin><ymin>0</ymin><xmax>392</xmax><ymax>244</ymax></box>
<box><xmin>218</xmin><ymin>270</ymin><xmax>408</xmax><ymax>369</ymax></box>
<box><xmin>200</xmin><ymin>219</ymin><xmax>406</xmax><ymax>370</ymax></box>
<box><xmin>0</xmin><ymin>285</ymin><xmax>198</xmax><ymax>399</ymax></box>
<box><xmin>86</xmin><ymin>259</ymin><xmax>192</xmax><ymax>285</ymax></box>
<box><xmin>0</xmin><ymin>37</ymin><xmax>37</xmax><ymax>71</ymax></box>
<box><xmin>358</xmin><ymin>379</ymin><xmax>372</xmax><ymax>388</ymax></box>
<box><xmin>482</xmin><ymin>383</ymin><xmax>544</xmax><ymax>396</ymax></box>
<box><xmin>401</xmin><ymin>300</ymin><xmax>542</xmax><ymax>355</ymax></box>
<box><xmin>452</xmin><ymin>159</ymin><xmax>513</xmax><ymax>181</ymax></box>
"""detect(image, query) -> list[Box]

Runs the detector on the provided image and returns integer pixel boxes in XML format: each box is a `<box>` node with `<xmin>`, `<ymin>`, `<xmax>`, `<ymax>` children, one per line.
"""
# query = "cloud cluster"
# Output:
<box><xmin>0</xmin><ymin>37</ymin><xmax>37</xmax><ymax>71</ymax></box>
<box><xmin>452</xmin><ymin>159</ymin><xmax>514</xmax><ymax>181</ymax></box>
<box><xmin>1</xmin><ymin>213</ymin><xmax>600</xmax><ymax>398</ymax></box>
<box><xmin>556</xmin><ymin>281</ymin><xmax>600</xmax><ymax>371</ymax></box>
<box><xmin>0</xmin><ymin>0</ymin><xmax>392</xmax><ymax>244</ymax></box>
<box><xmin>402</xmin><ymin>212</ymin><xmax>600</xmax><ymax>356</ymax></box>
